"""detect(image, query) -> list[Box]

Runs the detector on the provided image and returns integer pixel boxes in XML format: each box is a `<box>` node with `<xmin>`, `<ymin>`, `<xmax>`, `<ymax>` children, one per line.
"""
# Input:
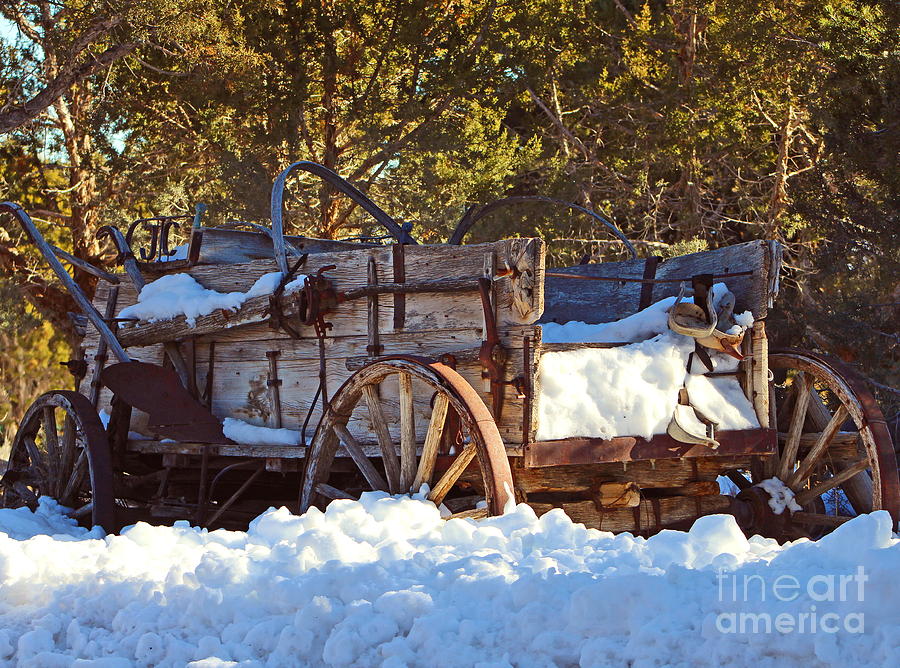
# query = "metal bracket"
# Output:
<box><xmin>366</xmin><ymin>256</ymin><xmax>383</xmax><ymax>355</ymax></box>
<box><xmin>478</xmin><ymin>275</ymin><xmax>507</xmax><ymax>420</ymax></box>
<box><xmin>266</xmin><ymin>350</ymin><xmax>283</xmax><ymax>429</ymax></box>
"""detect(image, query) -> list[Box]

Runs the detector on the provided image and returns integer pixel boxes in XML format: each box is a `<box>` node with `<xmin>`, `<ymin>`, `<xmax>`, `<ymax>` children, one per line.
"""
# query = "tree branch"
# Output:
<box><xmin>0</xmin><ymin>41</ymin><xmax>137</xmax><ymax>134</ymax></box>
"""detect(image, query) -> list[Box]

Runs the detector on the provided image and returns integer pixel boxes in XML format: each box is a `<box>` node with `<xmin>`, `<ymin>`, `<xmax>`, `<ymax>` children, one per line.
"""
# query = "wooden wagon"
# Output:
<box><xmin>2</xmin><ymin>161</ymin><xmax>897</xmax><ymax>542</ymax></box>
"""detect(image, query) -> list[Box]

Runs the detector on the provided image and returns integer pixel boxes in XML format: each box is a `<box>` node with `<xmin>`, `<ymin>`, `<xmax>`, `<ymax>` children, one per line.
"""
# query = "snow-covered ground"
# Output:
<box><xmin>1</xmin><ymin>497</ymin><xmax>898</xmax><ymax>667</ymax></box>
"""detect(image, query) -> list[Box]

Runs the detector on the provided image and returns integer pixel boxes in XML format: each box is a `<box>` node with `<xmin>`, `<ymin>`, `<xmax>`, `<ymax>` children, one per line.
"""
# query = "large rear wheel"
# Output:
<box><xmin>728</xmin><ymin>350</ymin><xmax>899</xmax><ymax>540</ymax></box>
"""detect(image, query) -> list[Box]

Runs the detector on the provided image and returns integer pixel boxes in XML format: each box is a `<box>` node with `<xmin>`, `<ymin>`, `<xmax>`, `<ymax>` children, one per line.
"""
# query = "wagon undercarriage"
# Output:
<box><xmin>1</xmin><ymin>161</ymin><xmax>896</xmax><ymax>543</ymax></box>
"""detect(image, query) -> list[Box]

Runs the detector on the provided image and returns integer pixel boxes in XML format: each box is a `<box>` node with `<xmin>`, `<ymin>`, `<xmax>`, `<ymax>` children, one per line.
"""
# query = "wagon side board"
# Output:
<box><xmin>81</xmin><ymin>237</ymin><xmax>545</xmax><ymax>445</ymax></box>
<box><xmin>114</xmin><ymin>236</ymin><xmax>545</xmax><ymax>343</ymax></box>
<box><xmin>541</xmin><ymin>240</ymin><xmax>781</xmax><ymax>325</ymax></box>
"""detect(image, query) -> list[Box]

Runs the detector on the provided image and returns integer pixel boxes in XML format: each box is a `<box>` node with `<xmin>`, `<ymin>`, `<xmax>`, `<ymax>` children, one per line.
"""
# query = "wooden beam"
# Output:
<box><xmin>525</xmin><ymin>429</ymin><xmax>777</xmax><ymax>467</ymax></box>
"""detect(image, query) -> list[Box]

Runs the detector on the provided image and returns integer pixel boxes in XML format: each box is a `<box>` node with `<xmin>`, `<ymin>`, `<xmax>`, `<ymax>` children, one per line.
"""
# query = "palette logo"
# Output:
<box><xmin>715</xmin><ymin>567</ymin><xmax>867</xmax><ymax>635</ymax></box>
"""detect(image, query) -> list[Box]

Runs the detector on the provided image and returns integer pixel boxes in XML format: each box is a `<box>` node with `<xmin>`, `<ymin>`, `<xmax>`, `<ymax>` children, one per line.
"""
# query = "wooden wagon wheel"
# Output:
<box><xmin>727</xmin><ymin>350</ymin><xmax>899</xmax><ymax>540</ymax></box>
<box><xmin>300</xmin><ymin>357</ymin><xmax>514</xmax><ymax>517</ymax></box>
<box><xmin>0</xmin><ymin>391</ymin><xmax>115</xmax><ymax>532</ymax></box>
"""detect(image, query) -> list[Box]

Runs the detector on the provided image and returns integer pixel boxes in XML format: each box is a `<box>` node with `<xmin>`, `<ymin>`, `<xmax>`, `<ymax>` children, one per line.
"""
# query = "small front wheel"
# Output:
<box><xmin>1</xmin><ymin>391</ymin><xmax>115</xmax><ymax>532</ymax></box>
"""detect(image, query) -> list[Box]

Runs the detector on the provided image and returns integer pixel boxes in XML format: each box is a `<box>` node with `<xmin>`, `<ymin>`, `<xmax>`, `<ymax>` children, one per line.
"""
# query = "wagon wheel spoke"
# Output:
<box><xmin>314</xmin><ymin>482</ymin><xmax>355</xmax><ymax>501</ymax></box>
<box><xmin>428</xmin><ymin>442</ymin><xmax>477</xmax><ymax>506</ymax></box>
<box><xmin>11</xmin><ymin>481</ymin><xmax>40</xmax><ymax>507</ymax></box>
<box><xmin>786</xmin><ymin>405</ymin><xmax>848</xmax><ymax>489</ymax></box>
<box><xmin>413</xmin><ymin>393</ymin><xmax>450</xmax><ymax>492</ymax></box>
<box><xmin>398</xmin><ymin>371</ymin><xmax>416</xmax><ymax>491</ymax></box>
<box><xmin>332</xmin><ymin>423</ymin><xmax>388</xmax><ymax>492</ymax></box>
<box><xmin>808</xmin><ymin>388</ymin><xmax>874</xmax><ymax>514</ymax></box>
<box><xmin>300</xmin><ymin>358</ymin><xmax>513</xmax><ymax>518</ymax></box>
<box><xmin>747</xmin><ymin>351</ymin><xmax>900</xmax><ymax>542</ymax></box>
<box><xmin>69</xmin><ymin>502</ymin><xmax>94</xmax><ymax>519</ymax></box>
<box><xmin>794</xmin><ymin>457</ymin><xmax>870</xmax><ymax>508</ymax></box>
<box><xmin>56</xmin><ymin>416</ymin><xmax>77</xmax><ymax>499</ymax></box>
<box><xmin>4</xmin><ymin>392</ymin><xmax>115</xmax><ymax>532</ymax></box>
<box><xmin>363</xmin><ymin>384</ymin><xmax>400</xmax><ymax>493</ymax></box>
<box><xmin>62</xmin><ymin>449</ymin><xmax>89</xmax><ymax>504</ymax></box>
<box><xmin>777</xmin><ymin>372</ymin><xmax>813</xmax><ymax>481</ymax></box>
<box><xmin>22</xmin><ymin>435</ymin><xmax>45</xmax><ymax>477</ymax></box>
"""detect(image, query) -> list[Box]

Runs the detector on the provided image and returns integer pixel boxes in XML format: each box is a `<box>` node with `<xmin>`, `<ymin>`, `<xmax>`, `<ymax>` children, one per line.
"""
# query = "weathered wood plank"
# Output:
<box><xmin>492</xmin><ymin>455</ymin><xmax>758</xmax><ymax>495</ymax></box>
<box><xmin>186</xmin><ymin>227</ymin><xmax>378</xmax><ymax>266</ymax></box>
<box><xmin>596</xmin><ymin>481</ymin><xmax>640</xmax><ymax>507</ymax></box>
<box><xmin>105</xmin><ymin>238</ymin><xmax>544</xmax><ymax>343</ymax></box>
<box><xmin>541</xmin><ymin>240</ymin><xmax>779</xmax><ymax>326</ymax></box>
<box><xmin>529</xmin><ymin>494</ymin><xmax>733</xmax><ymax>532</ymax></box>
<box><xmin>116</xmin><ymin>277</ymin><xmax>487</xmax><ymax>348</ymax></box>
<box><xmin>525</xmin><ymin>429</ymin><xmax>777</xmax><ymax>466</ymax></box>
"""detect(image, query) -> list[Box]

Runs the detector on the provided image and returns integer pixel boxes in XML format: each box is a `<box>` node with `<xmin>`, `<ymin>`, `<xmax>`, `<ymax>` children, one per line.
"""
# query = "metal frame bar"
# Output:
<box><xmin>1</xmin><ymin>202</ymin><xmax>130</xmax><ymax>363</ymax></box>
<box><xmin>270</xmin><ymin>161</ymin><xmax>414</xmax><ymax>274</ymax></box>
<box><xmin>448</xmin><ymin>195</ymin><xmax>637</xmax><ymax>257</ymax></box>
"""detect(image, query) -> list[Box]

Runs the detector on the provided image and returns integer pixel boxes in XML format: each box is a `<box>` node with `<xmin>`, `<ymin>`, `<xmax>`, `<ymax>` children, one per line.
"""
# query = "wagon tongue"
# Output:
<box><xmin>100</xmin><ymin>361</ymin><xmax>230</xmax><ymax>443</ymax></box>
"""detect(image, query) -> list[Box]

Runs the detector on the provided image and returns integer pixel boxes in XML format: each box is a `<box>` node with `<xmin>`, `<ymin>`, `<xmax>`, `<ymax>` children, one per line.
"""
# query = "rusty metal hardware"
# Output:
<box><xmin>478</xmin><ymin>276</ymin><xmax>507</xmax><ymax>419</ymax></box>
<box><xmin>392</xmin><ymin>243</ymin><xmax>406</xmax><ymax>330</ymax></box>
<box><xmin>266</xmin><ymin>254</ymin><xmax>309</xmax><ymax>338</ymax></box>
<box><xmin>297</xmin><ymin>265</ymin><xmax>344</xmax><ymax>327</ymax></box>
<box><xmin>125</xmin><ymin>214</ymin><xmax>192</xmax><ymax>262</ymax></box>
<box><xmin>60</xmin><ymin>358</ymin><xmax>88</xmax><ymax>380</ymax></box>
<box><xmin>201</xmin><ymin>341</ymin><xmax>216</xmax><ymax>409</ymax></box>
<box><xmin>101</xmin><ymin>361</ymin><xmax>229</xmax><ymax>443</ymax></box>
<box><xmin>206</xmin><ymin>465</ymin><xmax>265</xmax><ymax>528</ymax></box>
<box><xmin>270</xmin><ymin>161</ymin><xmax>414</xmax><ymax>273</ymax></box>
<box><xmin>266</xmin><ymin>350</ymin><xmax>283</xmax><ymax>429</ymax></box>
<box><xmin>366</xmin><ymin>256</ymin><xmax>383</xmax><ymax>355</ymax></box>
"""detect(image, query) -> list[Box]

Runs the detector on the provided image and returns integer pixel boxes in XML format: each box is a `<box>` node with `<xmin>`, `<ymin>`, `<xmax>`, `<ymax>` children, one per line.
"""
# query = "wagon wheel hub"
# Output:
<box><xmin>733</xmin><ymin>486</ymin><xmax>791</xmax><ymax>538</ymax></box>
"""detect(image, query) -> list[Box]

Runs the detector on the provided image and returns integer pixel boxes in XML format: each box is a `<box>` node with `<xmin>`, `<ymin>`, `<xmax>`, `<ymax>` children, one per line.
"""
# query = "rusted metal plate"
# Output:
<box><xmin>524</xmin><ymin>428</ymin><xmax>777</xmax><ymax>468</ymax></box>
<box><xmin>101</xmin><ymin>362</ymin><xmax>229</xmax><ymax>443</ymax></box>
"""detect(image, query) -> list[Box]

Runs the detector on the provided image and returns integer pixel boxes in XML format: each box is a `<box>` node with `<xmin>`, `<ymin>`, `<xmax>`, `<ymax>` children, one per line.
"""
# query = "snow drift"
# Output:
<box><xmin>1</xmin><ymin>498</ymin><xmax>898</xmax><ymax>667</ymax></box>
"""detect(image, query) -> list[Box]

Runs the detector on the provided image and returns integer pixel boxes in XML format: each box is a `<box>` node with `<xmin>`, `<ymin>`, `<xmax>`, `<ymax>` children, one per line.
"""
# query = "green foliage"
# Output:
<box><xmin>0</xmin><ymin>281</ymin><xmax>69</xmax><ymax>458</ymax></box>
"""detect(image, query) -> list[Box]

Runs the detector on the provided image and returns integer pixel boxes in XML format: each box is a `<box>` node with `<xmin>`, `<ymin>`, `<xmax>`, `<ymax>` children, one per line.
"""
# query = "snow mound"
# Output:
<box><xmin>536</xmin><ymin>331</ymin><xmax>694</xmax><ymax>440</ymax></box>
<box><xmin>1</xmin><ymin>497</ymin><xmax>897</xmax><ymax>667</ymax></box>
<box><xmin>537</xmin><ymin>284</ymin><xmax>758</xmax><ymax>441</ymax></box>
<box><xmin>223</xmin><ymin>417</ymin><xmax>303</xmax><ymax>446</ymax></box>
<box><xmin>118</xmin><ymin>271</ymin><xmax>307</xmax><ymax>326</ymax></box>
